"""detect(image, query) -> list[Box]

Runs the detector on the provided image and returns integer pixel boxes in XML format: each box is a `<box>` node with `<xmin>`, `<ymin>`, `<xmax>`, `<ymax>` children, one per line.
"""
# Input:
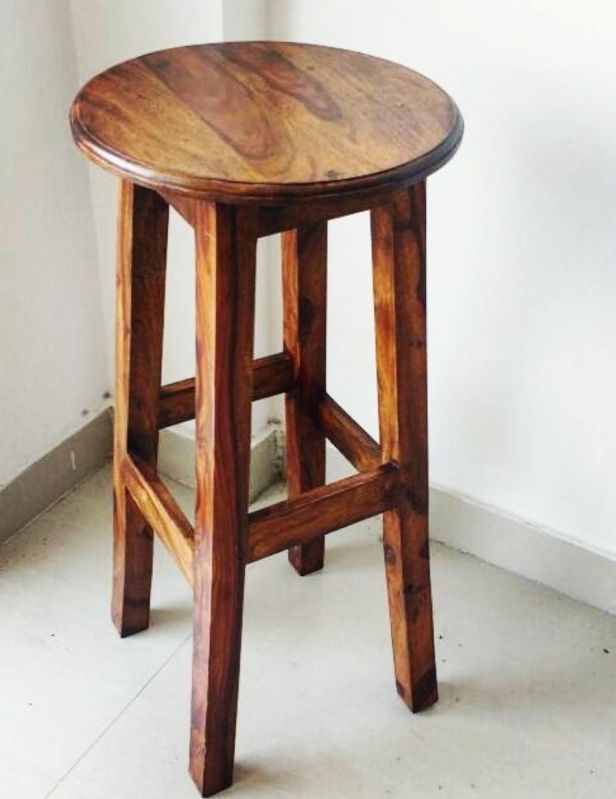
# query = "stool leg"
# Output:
<box><xmin>190</xmin><ymin>202</ymin><xmax>257</xmax><ymax>797</ymax></box>
<box><xmin>112</xmin><ymin>181</ymin><xmax>168</xmax><ymax>637</ymax></box>
<box><xmin>283</xmin><ymin>223</ymin><xmax>327</xmax><ymax>575</ymax></box>
<box><xmin>371</xmin><ymin>181</ymin><xmax>438</xmax><ymax>712</ymax></box>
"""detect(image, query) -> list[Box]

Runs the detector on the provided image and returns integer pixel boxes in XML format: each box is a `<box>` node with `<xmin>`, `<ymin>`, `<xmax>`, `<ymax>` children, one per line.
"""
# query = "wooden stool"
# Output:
<box><xmin>70</xmin><ymin>42</ymin><xmax>463</xmax><ymax>796</ymax></box>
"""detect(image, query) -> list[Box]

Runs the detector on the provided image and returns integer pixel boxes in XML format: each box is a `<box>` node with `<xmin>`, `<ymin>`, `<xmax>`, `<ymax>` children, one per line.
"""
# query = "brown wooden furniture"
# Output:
<box><xmin>70</xmin><ymin>42</ymin><xmax>463</xmax><ymax>797</ymax></box>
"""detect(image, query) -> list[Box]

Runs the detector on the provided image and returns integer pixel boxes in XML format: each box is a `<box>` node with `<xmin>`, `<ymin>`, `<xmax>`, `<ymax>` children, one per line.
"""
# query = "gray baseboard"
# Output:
<box><xmin>5</xmin><ymin>414</ymin><xmax>614</xmax><ymax>617</ymax></box>
<box><xmin>430</xmin><ymin>485</ymin><xmax>616</xmax><ymax>616</ymax></box>
<box><xmin>0</xmin><ymin>414</ymin><xmax>282</xmax><ymax>547</ymax></box>
<box><xmin>326</xmin><ymin>447</ymin><xmax>616</xmax><ymax>615</ymax></box>
<box><xmin>0</xmin><ymin>408</ymin><xmax>113</xmax><ymax>545</ymax></box>
<box><xmin>158</xmin><ymin>422</ymin><xmax>283</xmax><ymax>503</ymax></box>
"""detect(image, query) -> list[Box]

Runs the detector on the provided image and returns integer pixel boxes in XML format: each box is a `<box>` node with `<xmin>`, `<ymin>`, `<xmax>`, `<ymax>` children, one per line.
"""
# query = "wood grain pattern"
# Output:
<box><xmin>316</xmin><ymin>393</ymin><xmax>381</xmax><ymax>472</ymax></box>
<box><xmin>123</xmin><ymin>454</ymin><xmax>194</xmax><ymax>585</ymax></box>
<box><xmin>248</xmin><ymin>464</ymin><xmax>401</xmax><ymax>563</ymax></box>
<box><xmin>70</xmin><ymin>42</ymin><xmax>462</xmax><ymax>204</ymax></box>
<box><xmin>283</xmin><ymin>223</ymin><xmax>328</xmax><ymax>575</ymax></box>
<box><xmin>112</xmin><ymin>181</ymin><xmax>168</xmax><ymax>637</ymax></box>
<box><xmin>157</xmin><ymin>188</ymin><xmax>197</xmax><ymax>227</ymax></box>
<box><xmin>190</xmin><ymin>201</ymin><xmax>257</xmax><ymax>796</ymax></box>
<box><xmin>158</xmin><ymin>184</ymin><xmax>399</xmax><ymax>238</ymax></box>
<box><xmin>70</xmin><ymin>40</ymin><xmax>465</xmax><ymax>794</ymax></box>
<box><xmin>157</xmin><ymin>352</ymin><xmax>294</xmax><ymax>429</ymax></box>
<box><xmin>256</xmin><ymin>188</ymin><xmax>395</xmax><ymax>236</ymax></box>
<box><xmin>371</xmin><ymin>181</ymin><xmax>437</xmax><ymax>712</ymax></box>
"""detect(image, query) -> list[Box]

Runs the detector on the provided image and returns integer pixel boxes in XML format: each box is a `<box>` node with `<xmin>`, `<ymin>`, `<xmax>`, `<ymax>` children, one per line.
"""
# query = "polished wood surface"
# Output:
<box><xmin>74</xmin><ymin>41</ymin><xmax>464</xmax><ymax>798</ymax></box>
<box><xmin>123</xmin><ymin>454</ymin><xmax>194</xmax><ymax>583</ymax></box>
<box><xmin>157</xmin><ymin>352</ymin><xmax>294</xmax><ymax>429</ymax></box>
<box><xmin>190</xmin><ymin>201</ymin><xmax>258</xmax><ymax>796</ymax></box>
<box><xmin>371</xmin><ymin>181</ymin><xmax>437</xmax><ymax>712</ymax></box>
<box><xmin>315</xmin><ymin>392</ymin><xmax>381</xmax><ymax>472</ymax></box>
<box><xmin>283</xmin><ymin>223</ymin><xmax>328</xmax><ymax>574</ymax></box>
<box><xmin>248</xmin><ymin>464</ymin><xmax>401</xmax><ymax>563</ymax></box>
<box><xmin>71</xmin><ymin>42</ymin><xmax>462</xmax><ymax>203</ymax></box>
<box><xmin>112</xmin><ymin>182</ymin><xmax>168</xmax><ymax>637</ymax></box>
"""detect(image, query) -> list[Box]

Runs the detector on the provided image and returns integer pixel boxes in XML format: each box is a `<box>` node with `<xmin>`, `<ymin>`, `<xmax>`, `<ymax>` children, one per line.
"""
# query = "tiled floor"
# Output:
<box><xmin>1</xmin><ymin>466</ymin><xmax>616</xmax><ymax>798</ymax></box>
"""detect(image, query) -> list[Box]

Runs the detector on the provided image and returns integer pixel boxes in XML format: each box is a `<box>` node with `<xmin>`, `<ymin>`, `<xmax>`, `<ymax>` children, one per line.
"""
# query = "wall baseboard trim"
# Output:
<box><xmin>158</xmin><ymin>422</ymin><xmax>283</xmax><ymax>504</ymax></box>
<box><xmin>326</xmin><ymin>447</ymin><xmax>616</xmax><ymax>616</ymax></box>
<box><xmin>0</xmin><ymin>408</ymin><xmax>113</xmax><ymax>545</ymax></box>
<box><xmin>0</xmin><ymin>415</ymin><xmax>282</xmax><ymax>548</ymax></box>
<box><xmin>430</xmin><ymin>485</ymin><xmax>616</xmax><ymax>616</ymax></box>
<box><xmin>5</xmin><ymin>417</ymin><xmax>613</xmax><ymax>617</ymax></box>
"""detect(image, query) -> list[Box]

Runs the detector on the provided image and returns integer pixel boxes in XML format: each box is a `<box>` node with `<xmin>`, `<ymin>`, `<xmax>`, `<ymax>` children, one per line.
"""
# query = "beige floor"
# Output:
<box><xmin>1</xmin><ymin>466</ymin><xmax>616</xmax><ymax>799</ymax></box>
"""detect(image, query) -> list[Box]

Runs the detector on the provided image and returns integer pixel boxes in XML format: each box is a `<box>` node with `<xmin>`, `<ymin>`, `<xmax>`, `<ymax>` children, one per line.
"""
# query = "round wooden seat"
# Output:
<box><xmin>70</xmin><ymin>41</ymin><xmax>464</xmax><ymax>798</ymax></box>
<box><xmin>70</xmin><ymin>41</ymin><xmax>462</xmax><ymax>204</ymax></box>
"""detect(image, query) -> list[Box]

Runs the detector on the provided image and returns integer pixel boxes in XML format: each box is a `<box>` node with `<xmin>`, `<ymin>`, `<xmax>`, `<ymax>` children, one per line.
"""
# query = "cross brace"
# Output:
<box><xmin>130</xmin><ymin>391</ymin><xmax>394</xmax><ymax>586</ymax></box>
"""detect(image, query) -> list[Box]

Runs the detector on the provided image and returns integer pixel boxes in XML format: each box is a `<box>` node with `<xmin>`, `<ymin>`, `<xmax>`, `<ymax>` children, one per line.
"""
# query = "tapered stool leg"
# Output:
<box><xmin>190</xmin><ymin>202</ymin><xmax>257</xmax><ymax>797</ymax></box>
<box><xmin>371</xmin><ymin>181</ymin><xmax>438</xmax><ymax>712</ymax></box>
<box><xmin>283</xmin><ymin>223</ymin><xmax>328</xmax><ymax>575</ymax></box>
<box><xmin>112</xmin><ymin>181</ymin><xmax>168</xmax><ymax>637</ymax></box>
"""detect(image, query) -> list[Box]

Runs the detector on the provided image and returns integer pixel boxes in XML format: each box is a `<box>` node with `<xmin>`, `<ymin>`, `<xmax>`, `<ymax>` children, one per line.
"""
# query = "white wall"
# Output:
<box><xmin>266</xmin><ymin>0</ymin><xmax>616</xmax><ymax>559</ymax></box>
<box><xmin>0</xmin><ymin>0</ymin><xmax>108</xmax><ymax>487</ymax></box>
<box><xmin>0</xmin><ymin>0</ymin><xmax>279</xmax><ymax>490</ymax></box>
<box><xmin>68</xmin><ymin>0</ymin><xmax>278</xmax><ymax>437</ymax></box>
<box><xmin>5</xmin><ymin>0</ymin><xmax>615</xmax><ymax>563</ymax></box>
